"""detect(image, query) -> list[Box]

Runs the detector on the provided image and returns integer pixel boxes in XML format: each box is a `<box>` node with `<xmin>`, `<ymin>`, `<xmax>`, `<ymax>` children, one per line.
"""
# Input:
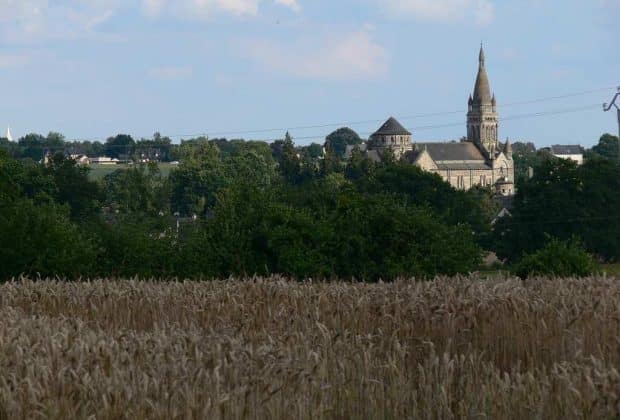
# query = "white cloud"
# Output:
<box><xmin>148</xmin><ymin>65</ymin><xmax>194</xmax><ymax>80</ymax></box>
<box><xmin>380</xmin><ymin>0</ymin><xmax>495</xmax><ymax>25</ymax></box>
<box><xmin>274</xmin><ymin>0</ymin><xmax>300</xmax><ymax>12</ymax></box>
<box><xmin>0</xmin><ymin>0</ymin><xmax>299</xmax><ymax>42</ymax></box>
<box><xmin>242</xmin><ymin>28</ymin><xmax>389</xmax><ymax>81</ymax></box>
<box><xmin>0</xmin><ymin>0</ymin><xmax>118</xmax><ymax>42</ymax></box>
<box><xmin>141</xmin><ymin>0</ymin><xmax>300</xmax><ymax>19</ymax></box>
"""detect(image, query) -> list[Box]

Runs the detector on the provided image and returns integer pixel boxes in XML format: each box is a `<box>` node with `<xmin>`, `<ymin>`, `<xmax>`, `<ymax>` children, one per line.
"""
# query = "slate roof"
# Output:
<box><xmin>371</xmin><ymin>117</ymin><xmax>411</xmax><ymax>136</ymax></box>
<box><xmin>436</xmin><ymin>163</ymin><xmax>491</xmax><ymax>170</ymax></box>
<box><xmin>343</xmin><ymin>143</ymin><xmax>368</xmax><ymax>159</ymax></box>
<box><xmin>550</xmin><ymin>145</ymin><xmax>583</xmax><ymax>155</ymax></box>
<box><xmin>416</xmin><ymin>142</ymin><xmax>487</xmax><ymax>162</ymax></box>
<box><xmin>366</xmin><ymin>150</ymin><xmax>382</xmax><ymax>163</ymax></box>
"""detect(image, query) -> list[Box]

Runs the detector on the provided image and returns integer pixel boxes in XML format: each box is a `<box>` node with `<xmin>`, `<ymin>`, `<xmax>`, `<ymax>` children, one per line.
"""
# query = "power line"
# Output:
<box><xmin>158</xmin><ymin>86</ymin><xmax>617</xmax><ymax>139</ymax></box>
<box><xmin>39</xmin><ymin>85</ymin><xmax>615</xmax><ymax>143</ymax></box>
<box><xmin>2</xmin><ymin>103</ymin><xmax>603</xmax><ymax>149</ymax></box>
<box><xmin>3</xmin><ymin>92</ymin><xmax>612</xmax><ymax>146</ymax></box>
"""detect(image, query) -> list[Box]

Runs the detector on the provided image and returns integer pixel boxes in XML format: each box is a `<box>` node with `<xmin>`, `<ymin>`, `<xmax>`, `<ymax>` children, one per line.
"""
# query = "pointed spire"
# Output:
<box><xmin>468</xmin><ymin>94</ymin><xmax>473</xmax><ymax>105</ymax></box>
<box><xmin>505</xmin><ymin>138</ymin><xmax>512</xmax><ymax>156</ymax></box>
<box><xmin>6</xmin><ymin>125</ymin><xmax>13</xmax><ymax>142</ymax></box>
<box><xmin>472</xmin><ymin>45</ymin><xmax>492</xmax><ymax>105</ymax></box>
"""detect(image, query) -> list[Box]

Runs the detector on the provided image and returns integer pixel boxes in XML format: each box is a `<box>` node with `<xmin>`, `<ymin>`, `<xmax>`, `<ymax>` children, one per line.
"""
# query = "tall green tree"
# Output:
<box><xmin>344</xmin><ymin>146</ymin><xmax>374</xmax><ymax>181</ymax></box>
<box><xmin>18</xmin><ymin>133</ymin><xmax>48</xmax><ymax>161</ymax></box>
<box><xmin>494</xmin><ymin>155</ymin><xmax>620</xmax><ymax>262</ymax></box>
<box><xmin>324</xmin><ymin>127</ymin><xmax>363</xmax><ymax>158</ymax></box>
<box><xmin>356</xmin><ymin>161</ymin><xmax>494</xmax><ymax>244</ymax></box>
<box><xmin>44</xmin><ymin>153</ymin><xmax>102</xmax><ymax>220</ymax></box>
<box><xmin>105</xmin><ymin>134</ymin><xmax>135</xmax><ymax>159</ymax></box>
<box><xmin>0</xmin><ymin>198</ymin><xmax>96</xmax><ymax>280</ymax></box>
<box><xmin>589</xmin><ymin>133</ymin><xmax>619</xmax><ymax>161</ymax></box>
<box><xmin>169</xmin><ymin>140</ymin><xmax>226</xmax><ymax>216</ymax></box>
<box><xmin>279</xmin><ymin>132</ymin><xmax>302</xmax><ymax>184</ymax></box>
<box><xmin>104</xmin><ymin>163</ymin><xmax>170</xmax><ymax>215</ymax></box>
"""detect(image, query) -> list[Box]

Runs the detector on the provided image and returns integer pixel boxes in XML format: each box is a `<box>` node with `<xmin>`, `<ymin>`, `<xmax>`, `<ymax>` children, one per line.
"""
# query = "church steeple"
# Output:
<box><xmin>467</xmin><ymin>45</ymin><xmax>499</xmax><ymax>159</ymax></box>
<box><xmin>504</xmin><ymin>138</ymin><xmax>513</xmax><ymax>157</ymax></box>
<box><xmin>472</xmin><ymin>45</ymin><xmax>492</xmax><ymax>105</ymax></box>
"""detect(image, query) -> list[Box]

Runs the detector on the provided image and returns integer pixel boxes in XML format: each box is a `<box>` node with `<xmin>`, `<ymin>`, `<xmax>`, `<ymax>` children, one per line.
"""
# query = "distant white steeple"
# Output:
<box><xmin>6</xmin><ymin>126</ymin><xmax>13</xmax><ymax>142</ymax></box>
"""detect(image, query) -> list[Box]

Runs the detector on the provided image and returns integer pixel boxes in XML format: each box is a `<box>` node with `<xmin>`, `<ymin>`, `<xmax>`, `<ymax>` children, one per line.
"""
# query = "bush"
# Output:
<box><xmin>0</xmin><ymin>198</ymin><xmax>97</xmax><ymax>280</ymax></box>
<box><xmin>511</xmin><ymin>238</ymin><xmax>599</xmax><ymax>279</ymax></box>
<box><xmin>95</xmin><ymin>215</ymin><xmax>179</xmax><ymax>278</ymax></box>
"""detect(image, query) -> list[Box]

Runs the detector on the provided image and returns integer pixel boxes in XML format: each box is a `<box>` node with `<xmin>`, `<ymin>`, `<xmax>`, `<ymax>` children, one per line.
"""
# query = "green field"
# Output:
<box><xmin>87</xmin><ymin>163</ymin><xmax>177</xmax><ymax>180</ymax></box>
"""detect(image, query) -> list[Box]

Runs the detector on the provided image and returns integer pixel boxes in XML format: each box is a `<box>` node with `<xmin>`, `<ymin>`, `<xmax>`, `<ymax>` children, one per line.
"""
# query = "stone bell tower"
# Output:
<box><xmin>467</xmin><ymin>45</ymin><xmax>499</xmax><ymax>159</ymax></box>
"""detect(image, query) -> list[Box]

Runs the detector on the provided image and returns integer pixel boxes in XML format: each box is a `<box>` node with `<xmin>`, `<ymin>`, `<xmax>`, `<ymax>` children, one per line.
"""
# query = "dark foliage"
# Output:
<box><xmin>494</xmin><ymin>156</ymin><xmax>620</xmax><ymax>263</ymax></box>
<box><xmin>511</xmin><ymin>237</ymin><xmax>599</xmax><ymax>279</ymax></box>
<box><xmin>324</xmin><ymin>127</ymin><xmax>363</xmax><ymax>158</ymax></box>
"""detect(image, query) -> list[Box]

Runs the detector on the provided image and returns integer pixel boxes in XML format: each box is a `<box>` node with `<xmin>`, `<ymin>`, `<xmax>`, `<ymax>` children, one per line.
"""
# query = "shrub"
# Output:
<box><xmin>511</xmin><ymin>237</ymin><xmax>599</xmax><ymax>279</ymax></box>
<box><xmin>0</xmin><ymin>198</ymin><xmax>96</xmax><ymax>280</ymax></box>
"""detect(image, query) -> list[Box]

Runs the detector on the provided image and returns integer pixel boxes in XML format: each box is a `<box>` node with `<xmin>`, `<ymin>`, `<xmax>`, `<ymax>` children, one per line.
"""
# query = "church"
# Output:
<box><xmin>365</xmin><ymin>47</ymin><xmax>515</xmax><ymax>196</ymax></box>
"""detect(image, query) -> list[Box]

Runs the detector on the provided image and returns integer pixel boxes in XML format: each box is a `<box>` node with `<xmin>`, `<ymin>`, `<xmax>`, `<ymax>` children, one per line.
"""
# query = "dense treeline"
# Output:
<box><xmin>1</xmin><ymin>131</ymin><xmax>618</xmax><ymax>280</ymax></box>
<box><xmin>493</xmin><ymin>155</ymin><xmax>620</xmax><ymax>263</ymax></box>
<box><xmin>0</xmin><ymin>134</ymin><xmax>489</xmax><ymax>280</ymax></box>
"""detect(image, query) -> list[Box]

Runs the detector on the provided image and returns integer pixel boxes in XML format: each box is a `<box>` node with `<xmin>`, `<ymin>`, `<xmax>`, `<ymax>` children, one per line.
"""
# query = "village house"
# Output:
<box><xmin>547</xmin><ymin>145</ymin><xmax>584</xmax><ymax>165</ymax></box>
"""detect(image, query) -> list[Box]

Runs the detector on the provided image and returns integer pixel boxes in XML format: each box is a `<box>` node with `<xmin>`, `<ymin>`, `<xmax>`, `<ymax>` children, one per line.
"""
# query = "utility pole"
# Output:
<box><xmin>603</xmin><ymin>86</ymin><xmax>620</xmax><ymax>142</ymax></box>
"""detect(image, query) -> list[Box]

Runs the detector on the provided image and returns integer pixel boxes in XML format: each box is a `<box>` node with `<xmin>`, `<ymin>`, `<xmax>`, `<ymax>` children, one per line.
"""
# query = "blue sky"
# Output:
<box><xmin>0</xmin><ymin>0</ymin><xmax>618</xmax><ymax>147</ymax></box>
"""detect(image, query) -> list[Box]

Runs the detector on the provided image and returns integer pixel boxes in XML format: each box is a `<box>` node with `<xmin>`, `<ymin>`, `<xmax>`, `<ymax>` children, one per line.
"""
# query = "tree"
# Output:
<box><xmin>279</xmin><ymin>132</ymin><xmax>302</xmax><ymax>184</ymax></box>
<box><xmin>46</xmin><ymin>132</ymin><xmax>66</xmax><ymax>147</ymax></box>
<box><xmin>182</xmin><ymin>183</ymin><xmax>481</xmax><ymax>281</ymax></box>
<box><xmin>94</xmin><ymin>214</ymin><xmax>178</xmax><ymax>278</ymax></box>
<box><xmin>66</xmin><ymin>140</ymin><xmax>105</xmax><ymax>157</ymax></box>
<box><xmin>45</xmin><ymin>153</ymin><xmax>102</xmax><ymax>220</ymax></box>
<box><xmin>0</xmin><ymin>138</ymin><xmax>21</xmax><ymax>159</ymax></box>
<box><xmin>578</xmin><ymin>157</ymin><xmax>620</xmax><ymax>261</ymax></box>
<box><xmin>345</xmin><ymin>146</ymin><xmax>374</xmax><ymax>181</ymax></box>
<box><xmin>104</xmin><ymin>163</ymin><xmax>170</xmax><ymax>215</ymax></box>
<box><xmin>105</xmin><ymin>134</ymin><xmax>135</xmax><ymax>159</ymax></box>
<box><xmin>223</xmin><ymin>149</ymin><xmax>278</xmax><ymax>189</ymax></box>
<box><xmin>303</xmin><ymin>143</ymin><xmax>324</xmax><ymax>159</ymax></box>
<box><xmin>493</xmin><ymin>157</ymin><xmax>581</xmax><ymax>262</ymax></box>
<box><xmin>493</xmin><ymin>155</ymin><xmax>620</xmax><ymax>263</ymax></box>
<box><xmin>327</xmin><ymin>193</ymin><xmax>481</xmax><ymax>280</ymax></box>
<box><xmin>511</xmin><ymin>237</ymin><xmax>598</xmax><ymax>279</ymax></box>
<box><xmin>18</xmin><ymin>133</ymin><xmax>48</xmax><ymax>161</ymax></box>
<box><xmin>135</xmin><ymin>133</ymin><xmax>173</xmax><ymax>162</ymax></box>
<box><xmin>169</xmin><ymin>141</ymin><xmax>227</xmax><ymax>216</ymax></box>
<box><xmin>356</xmin><ymin>161</ymin><xmax>493</xmax><ymax>244</ymax></box>
<box><xmin>324</xmin><ymin>127</ymin><xmax>363</xmax><ymax>158</ymax></box>
<box><xmin>0</xmin><ymin>198</ymin><xmax>96</xmax><ymax>280</ymax></box>
<box><xmin>510</xmin><ymin>142</ymin><xmax>551</xmax><ymax>185</ymax></box>
<box><xmin>512</xmin><ymin>141</ymin><xmax>536</xmax><ymax>154</ymax></box>
<box><xmin>320</xmin><ymin>148</ymin><xmax>343</xmax><ymax>177</ymax></box>
<box><xmin>589</xmin><ymin>133</ymin><xmax>619</xmax><ymax>161</ymax></box>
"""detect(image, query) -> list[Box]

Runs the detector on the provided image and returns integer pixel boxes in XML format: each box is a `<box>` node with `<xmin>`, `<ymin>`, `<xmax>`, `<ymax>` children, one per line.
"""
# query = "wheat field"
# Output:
<box><xmin>0</xmin><ymin>276</ymin><xmax>619</xmax><ymax>419</ymax></box>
